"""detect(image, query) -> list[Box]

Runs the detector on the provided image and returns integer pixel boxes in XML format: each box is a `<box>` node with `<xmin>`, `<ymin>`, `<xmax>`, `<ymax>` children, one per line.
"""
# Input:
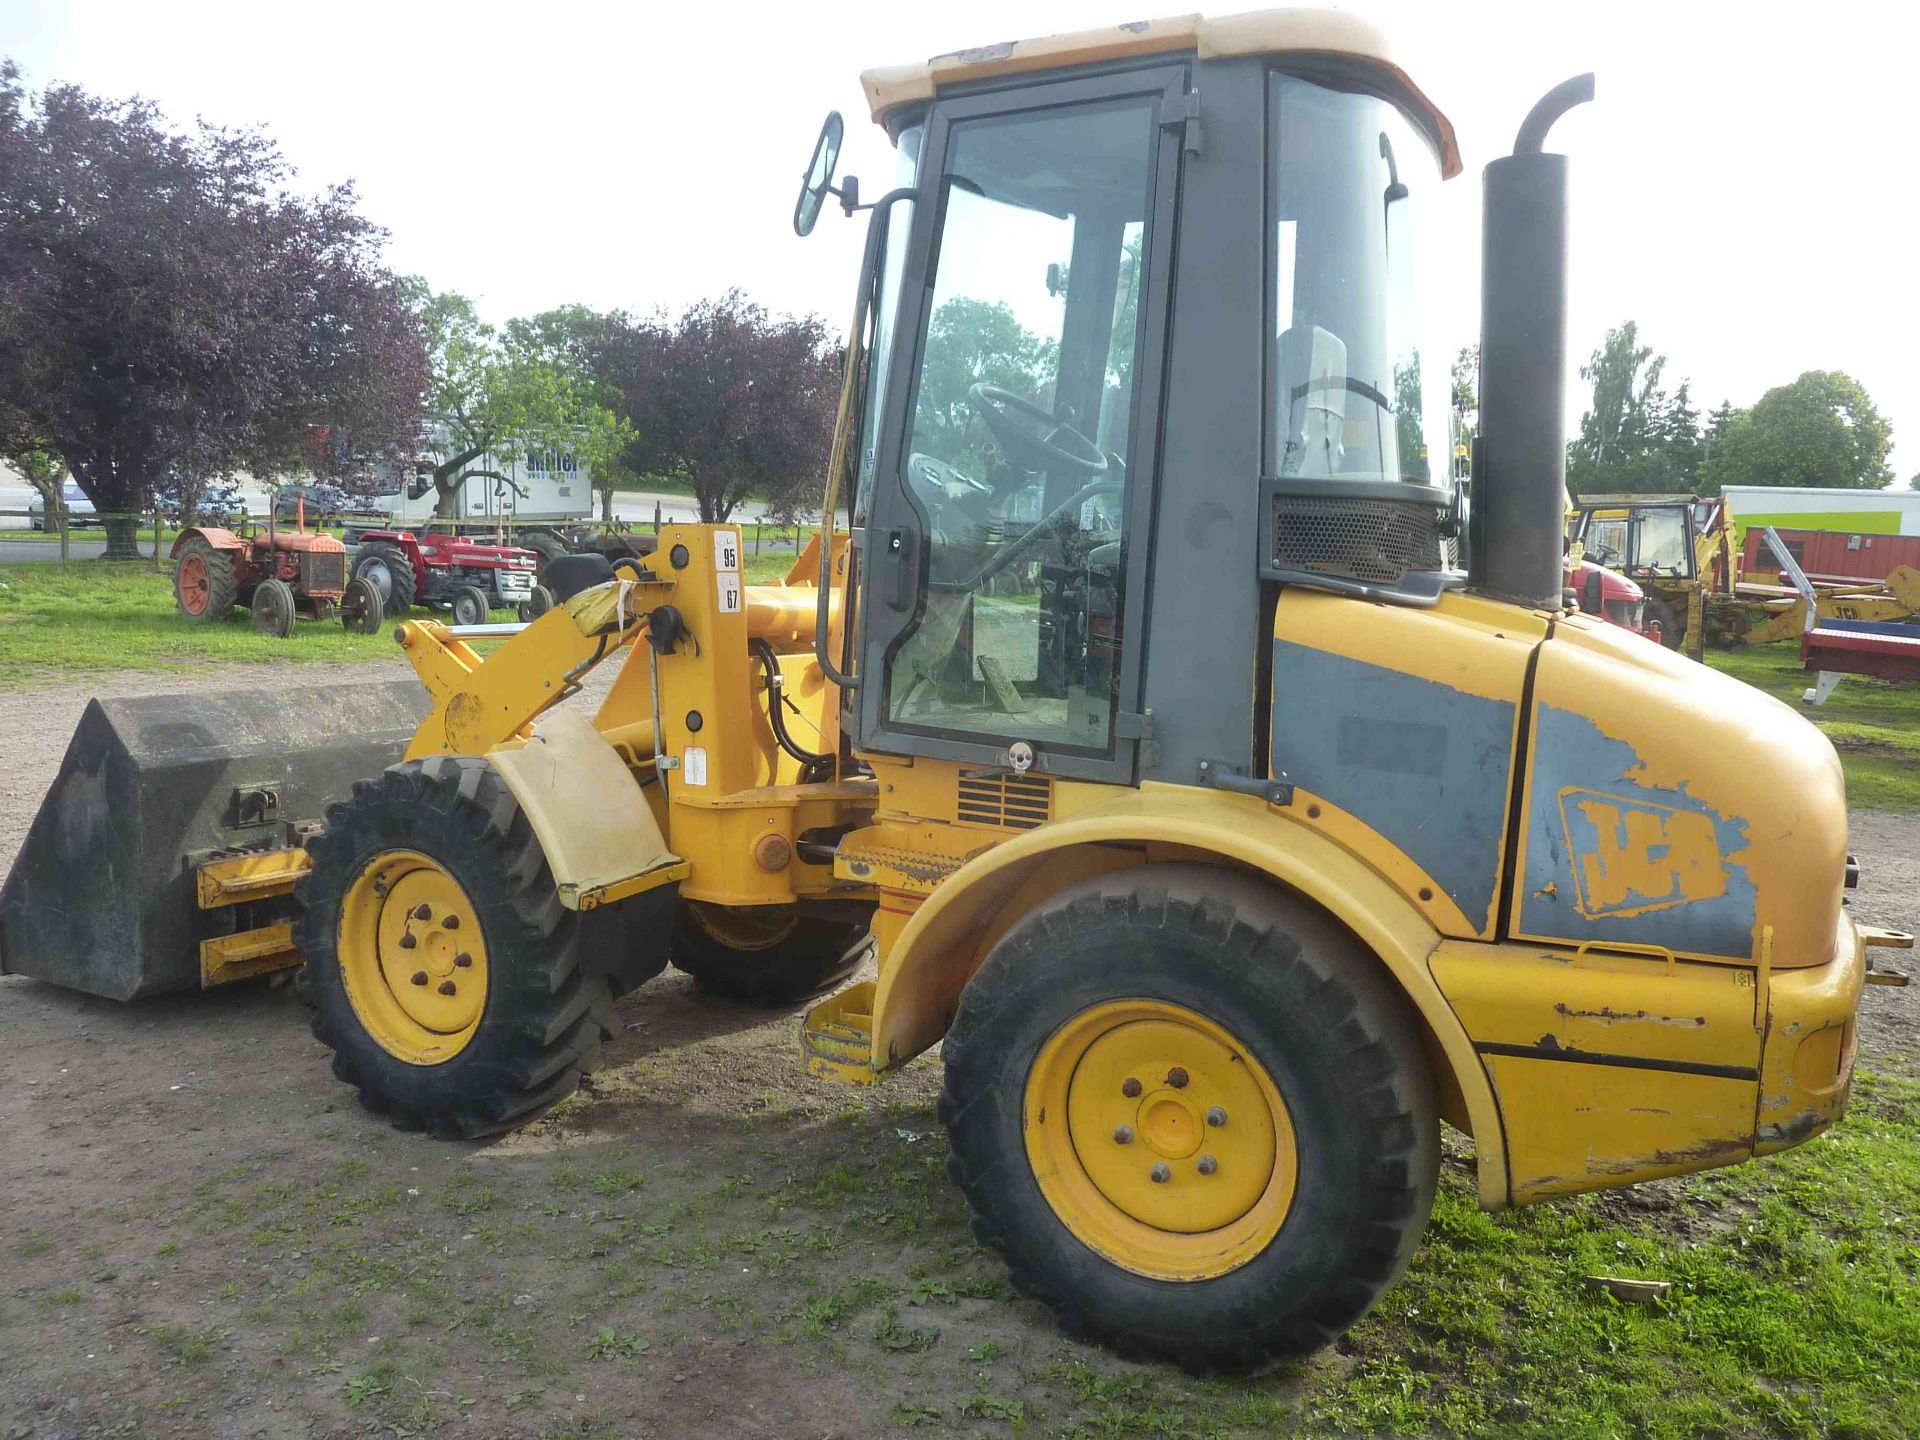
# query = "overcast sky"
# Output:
<box><xmin>5</xmin><ymin>0</ymin><xmax>1915</xmax><ymax>483</ymax></box>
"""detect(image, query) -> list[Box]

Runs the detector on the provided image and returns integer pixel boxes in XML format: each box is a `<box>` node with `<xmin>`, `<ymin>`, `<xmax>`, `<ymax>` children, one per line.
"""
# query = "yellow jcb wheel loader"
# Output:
<box><xmin>4</xmin><ymin>9</ymin><xmax>1909</xmax><ymax>1373</ymax></box>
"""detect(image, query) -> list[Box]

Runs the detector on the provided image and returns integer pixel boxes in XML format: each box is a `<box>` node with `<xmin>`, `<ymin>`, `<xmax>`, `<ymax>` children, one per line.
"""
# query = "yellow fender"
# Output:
<box><xmin>867</xmin><ymin>782</ymin><xmax>1510</xmax><ymax>1208</ymax></box>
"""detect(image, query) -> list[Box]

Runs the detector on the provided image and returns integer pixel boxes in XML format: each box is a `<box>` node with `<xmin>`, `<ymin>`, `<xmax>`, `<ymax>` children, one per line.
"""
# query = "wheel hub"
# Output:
<box><xmin>1025</xmin><ymin>1000</ymin><xmax>1298</xmax><ymax>1280</ymax></box>
<box><xmin>338</xmin><ymin>850</ymin><xmax>488</xmax><ymax>1064</ymax></box>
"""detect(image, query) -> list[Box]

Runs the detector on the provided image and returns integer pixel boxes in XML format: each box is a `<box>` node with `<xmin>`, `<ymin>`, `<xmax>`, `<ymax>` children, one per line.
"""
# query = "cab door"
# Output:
<box><xmin>855</xmin><ymin>66</ymin><xmax>1186</xmax><ymax>783</ymax></box>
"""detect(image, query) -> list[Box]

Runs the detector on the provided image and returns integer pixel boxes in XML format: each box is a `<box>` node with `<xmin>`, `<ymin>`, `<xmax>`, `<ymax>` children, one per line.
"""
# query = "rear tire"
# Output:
<box><xmin>352</xmin><ymin>543</ymin><xmax>417</xmax><ymax>614</ymax></box>
<box><xmin>940</xmin><ymin>866</ymin><xmax>1438</xmax><ymax>1372</ymax></box>
<box><xmin>174</xmin><ymin>536</ymin><xmax>237</xmax><ymax>622</ymax></box>
<box><xmin>294</xmin><ymin>757</ymin><xmax>649</xmax><ymax>1138</ymax></box>
<box><xmin>670</xmin><ymin>901</ymin><xmax>870</xmax><ymax>1006</ymax></box>
<box><xmin>520</xmin><ymin>530</ymin><xmax>570</xmax><ymax>578</ymax></box>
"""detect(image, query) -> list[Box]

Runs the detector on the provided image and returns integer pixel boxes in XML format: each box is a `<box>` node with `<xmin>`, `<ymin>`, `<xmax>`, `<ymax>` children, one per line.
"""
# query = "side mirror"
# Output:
<box><xmin>794</xmin><ymin>111</ymin><xmax>845</xmax><ymax>237</ymax></box>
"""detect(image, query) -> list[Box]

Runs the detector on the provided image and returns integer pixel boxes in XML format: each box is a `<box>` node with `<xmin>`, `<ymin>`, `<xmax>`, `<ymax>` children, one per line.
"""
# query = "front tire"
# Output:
<box><xmin>294</xmin><ymin>757</ymin><xmax>623</xmax><ymax>1139</ymax></box>
<box><xmin>450</xmin><ymin>583</ymin><xmax>490</xmax><ymax>627</ymax></box>
<box><xmin>940</xmin><ymin>866</ymin><xmax>1438</xmax><ymax>1372</ymax></box>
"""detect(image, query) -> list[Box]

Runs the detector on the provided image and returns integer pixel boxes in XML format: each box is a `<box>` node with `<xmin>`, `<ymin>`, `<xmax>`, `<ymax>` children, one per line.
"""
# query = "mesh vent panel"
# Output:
<box><xmin>956</xmin><ymin>772</ymin><xmax>1052</xmax><ymax>830</ymax></box>
<box><xmin>1271</xmin><ymin>496</ymin><xmax>1445</xmax><ymax>585</ymax></box>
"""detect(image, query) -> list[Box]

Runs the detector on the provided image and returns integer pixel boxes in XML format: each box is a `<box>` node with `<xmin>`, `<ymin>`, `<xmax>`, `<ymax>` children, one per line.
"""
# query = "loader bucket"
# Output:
<box><xmin>0</xmin><ymin>680</ymin><xmax>429</xmax><ymax>1000</ymax></box>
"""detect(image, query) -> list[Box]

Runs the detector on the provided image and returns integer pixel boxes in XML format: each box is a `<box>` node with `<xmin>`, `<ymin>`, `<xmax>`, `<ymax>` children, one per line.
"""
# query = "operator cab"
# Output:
<box><xmin>798</xmin><ymin>13</ymin><xmax>1466</xmax><ymax>784</ymax></box>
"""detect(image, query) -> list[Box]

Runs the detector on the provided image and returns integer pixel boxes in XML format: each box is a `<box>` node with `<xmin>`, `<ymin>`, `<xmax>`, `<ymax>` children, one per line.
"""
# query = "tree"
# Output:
<box><xmin>1700</xmin><ymin>371</ymin><xmax>1894</xmax><ymax>493</ymax></box>
<box><xmin>7</xmin><ymin>445</ymin><xmax>71</xmax><ymax>559</ymax></box>
<box><xmin>1565</xmin><ymin>322</ymin><xmax>1683</xmax><ymax>495</ymax></box>
<box><xmin>1451</xmin><ymin>344</ymin><xmax>1480</xmax><ymax>459</ymax></box>
<box><xmin>503</xmin><ymin>305</ymin><xmax>634</xmax><ymax>522</ymax></box>
<box><xmin>0</xmin><ymin>62</ymin><xmax>426</xmax><ymax>557</ymax></box>
<box><xmin>589</xmin><ymin>291</ymin><xmax>839</xmax><ymax>524</ymax></box>
<box><xmin>1662</xmin><ymin>381</ymin><xmax>1703</xmax><ymax>490</ymax></box>
<box><xmin>1908</xmin><ymin>472</ymin><xmax>1920</xmax><ymax>491</ymax></box>
<box><xmin>412</xmin><ymin>290</ymin><xmax>627</xmax><ymax>522</ymax></box>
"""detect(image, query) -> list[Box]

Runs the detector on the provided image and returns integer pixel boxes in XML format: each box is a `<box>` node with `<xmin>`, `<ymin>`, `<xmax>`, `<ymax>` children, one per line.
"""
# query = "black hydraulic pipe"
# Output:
<box><xmin>1471</xmin><ymin>73</ymin><xmax>1595</xmax><ymax>610</ymax></box>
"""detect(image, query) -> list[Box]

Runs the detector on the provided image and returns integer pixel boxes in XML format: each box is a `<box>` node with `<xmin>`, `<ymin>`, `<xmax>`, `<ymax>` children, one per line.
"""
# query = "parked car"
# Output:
<box><xmin>26</xmin><ymin>483</ymin><xmax>99</xmax><ymax>530</ymax></box>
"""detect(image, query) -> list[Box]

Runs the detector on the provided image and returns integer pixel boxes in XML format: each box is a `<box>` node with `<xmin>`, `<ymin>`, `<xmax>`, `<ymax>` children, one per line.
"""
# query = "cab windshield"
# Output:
<box><xmin>1635</xmin><ymin>508</ymin><xmax>1689</xmax><ymax>576</ymax></box>
<box><xmin>1267</xmin><ymin>73</ymin><xmax>1453</xmax><ymax>491</ymax></box>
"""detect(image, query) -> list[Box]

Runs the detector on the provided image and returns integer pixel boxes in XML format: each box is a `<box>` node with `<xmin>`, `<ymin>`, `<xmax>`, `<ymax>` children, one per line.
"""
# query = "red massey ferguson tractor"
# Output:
<box><xmin>347</xmin><ymin>529</ymin><xmax>554</xmax><ymax>625</ymax></box>
<box><xmin>171</xmin><ymin>524</ymin><xmax>378</xmax><ymax>637</ymax></box>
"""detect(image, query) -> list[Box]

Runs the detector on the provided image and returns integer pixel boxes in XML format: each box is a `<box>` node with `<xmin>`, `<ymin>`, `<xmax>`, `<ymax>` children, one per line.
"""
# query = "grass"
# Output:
<box><xmin>22</xmin><ymin>1070</ymin><xmax>1917</xmax><ymax>1437</ymax></box>
<box><xmin>1707</xmin><ymin>645</ymin><xmax>1920</xmax><ymax>811</ymax></box>
<box><xmin>0</xmin><ymin>542</ymin><xmax>804</xmax><ymax>687</ymax></box>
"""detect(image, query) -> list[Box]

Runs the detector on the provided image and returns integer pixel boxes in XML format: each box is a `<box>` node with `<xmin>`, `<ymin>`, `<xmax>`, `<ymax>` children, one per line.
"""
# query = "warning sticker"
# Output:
<box><xmin>682</xmin><ymin>746</ymin><xmax>708</xmax><ymax>786</ymax></box>
<box><xmin>713</xmin><ymin>531</ymin><xmax>740</xmax><ymax>573</ymax></box>
<box><xmin>717</xmin><ymin>573</ymin><xmax>741</xmax><ymax>613</ymax></box>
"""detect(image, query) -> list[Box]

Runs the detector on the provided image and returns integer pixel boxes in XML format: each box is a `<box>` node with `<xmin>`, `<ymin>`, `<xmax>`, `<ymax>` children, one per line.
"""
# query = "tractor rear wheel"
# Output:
<box><xmin>294</xmin><ymin>757</ymin><xmax>635</xmax><ymax>1138</ymax></box>
<box><xmin>352</xmin><ymin>543</ymin><xmax>416</xmax><ymax>614</ymax></box>
<box><xmin>520</xmin><ymin>530</ymin><xmax>570</xmax><ymax>578</ymax></box>
<box><xmin>939</xmin><ymin>866</ymin><xmax>1438</xmax><ymax>1372</ymax></box>
<box><xmin>251</xmin><ymin>577</ymin><xmax>295</xmax><ymax>637</ymax></box>
<box><xmin>174</xmin><ymin>536</ymin><xmax>237</xmax><ymax>622</ymax></box>
<box><xmin>670</xmin><ymin>901</ymin><xmax>870</xmax><ymax>1006</ymax></box>
<box><xmin>451</xmin><ymin>584</ymin><xmax>491</xmax><ymax>627</ymax></box>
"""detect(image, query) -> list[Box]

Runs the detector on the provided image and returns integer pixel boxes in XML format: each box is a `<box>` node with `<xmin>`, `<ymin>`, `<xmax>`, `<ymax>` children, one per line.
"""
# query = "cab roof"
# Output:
<box><xmin>860</xmin><ymin>8</ymin><xmax>1461</xmax><ymax>178</ymax></box>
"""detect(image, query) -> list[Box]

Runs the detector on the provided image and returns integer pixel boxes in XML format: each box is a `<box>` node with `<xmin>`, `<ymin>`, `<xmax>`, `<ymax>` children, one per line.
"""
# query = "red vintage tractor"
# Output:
<box><xmin>348</xmin><ymin>529</ymin><xmax>552</xmax><ymax>624</ymax></box>
<box><xmin>171</xmin><ymin>521</ymin><xmax>383</xmax><ymax>638</ymax></box>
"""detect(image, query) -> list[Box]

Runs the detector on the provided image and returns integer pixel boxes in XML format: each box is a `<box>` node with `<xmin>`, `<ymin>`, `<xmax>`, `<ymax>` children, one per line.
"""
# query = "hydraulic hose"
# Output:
<box><xmin>751</xmin><ymin>638</ymin><xmax>836</xmax><ymax>783</ymax></box>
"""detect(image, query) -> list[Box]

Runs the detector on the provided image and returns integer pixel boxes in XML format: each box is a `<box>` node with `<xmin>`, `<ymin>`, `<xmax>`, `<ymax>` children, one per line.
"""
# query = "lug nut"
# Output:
<box><xmin>412</xmin><ymin>904</ymin><xmax>433</xmax><ymax>921</ymax></box>
<box><xmin>1206</xmin><ymin>1107</ymin><xmax>1227</xmax><ymax>1127</ymax></box>
<box><xmin>409</xmin><ymin>971</ymin><xmax>428</xmax><ymax>986</ymax></box>
<box><xmin>398</xmin><ymin>932</ymin><xmax>417</xmax><ymax>950</ymax></box>
<box><xmin>1150</xmin><ymin>1164</ymin><xmax>1171</xmax><ymax>1184</ymax></box>
<box><xmin>1167</xmin><ymin>1067</ymin><xmax>1189</xmax><ymax>1090</ymax></box>
<box><xmin>442</xmin><ymin>914</ymin><xmax>460</xmax><ymax>930</ymax></box>
<box><xmin>1197</xmin><ymin>1154</ymin><xmax>1218</xmax><ymax>1176</ymax></box>
<box><xmin>1121</xmin><ymin>1077</ymin><xmax>1142</xmax><ymax>1098</ymax></box>
<box><xmin>1113</xmin><ymin>1125</ymin><xmax>1134</xmax><ymax>1145</ymax></box>
<box><xmin>454</xmin><ymin>952</ymin><xmax>473</xmax><ymax>969</ymax></box>
<box><xmin>437</xmin><ymin>980</ymin><xmax>457</xmax><ymax>996</ymax></box>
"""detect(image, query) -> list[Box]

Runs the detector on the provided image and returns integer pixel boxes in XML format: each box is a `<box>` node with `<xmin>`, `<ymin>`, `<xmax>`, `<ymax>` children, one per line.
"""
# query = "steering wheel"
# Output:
<box><xmin>967</xmin><ymin>384</ymin><xmax>1108</xmax><ymax>478</ymax></box>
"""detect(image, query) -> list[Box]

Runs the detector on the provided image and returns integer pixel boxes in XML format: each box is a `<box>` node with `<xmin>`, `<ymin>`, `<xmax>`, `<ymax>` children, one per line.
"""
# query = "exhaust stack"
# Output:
<box><xmin>1471</xmin><ymin>73</ymin><xmax>1594</xmax><ymax>609</ymax></box>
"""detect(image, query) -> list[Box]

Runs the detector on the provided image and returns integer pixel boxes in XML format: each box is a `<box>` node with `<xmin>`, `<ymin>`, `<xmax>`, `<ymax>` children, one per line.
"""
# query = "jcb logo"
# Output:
<box><xmin>1558</xmin><ymin>788</ymin><xmax>1729</xmax><ymax>920</ymax></box>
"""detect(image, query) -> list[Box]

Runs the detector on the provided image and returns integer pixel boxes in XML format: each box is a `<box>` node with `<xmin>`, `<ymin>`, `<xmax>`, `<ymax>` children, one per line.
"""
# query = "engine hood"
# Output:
<box><xmin>1510</xmin><ymin>611</ymin><xmax>1847</xmax><ymax>967</ymax></box>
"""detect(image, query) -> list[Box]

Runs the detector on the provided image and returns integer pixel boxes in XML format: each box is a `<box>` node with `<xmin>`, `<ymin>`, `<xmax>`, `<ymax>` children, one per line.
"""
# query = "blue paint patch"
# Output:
<box><xmin>1519</xmin><ymin>704</ymin><xmax>1757</xmax><ymax>959</ymax></box>
<box><xmin>1271</xmin><ymin>641</ymin><xmax>1515</xmax><ymax>933</ymax></box>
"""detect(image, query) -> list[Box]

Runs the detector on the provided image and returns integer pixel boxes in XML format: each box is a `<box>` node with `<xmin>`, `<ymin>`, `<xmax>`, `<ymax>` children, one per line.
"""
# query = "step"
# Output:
<box><xmin>801</xmin><ymin>980</ymin><xmax>876</xmax><ymax>1086</ymax></box>
<box><xmin>199</xmin><ymin>923</ymin><xmax>301</xmax><ymax>988</ymax></box>
<box><xmin>195</xmin><ymin>848</ymin><xmax>312</xmax><ymax>909</ymax></box>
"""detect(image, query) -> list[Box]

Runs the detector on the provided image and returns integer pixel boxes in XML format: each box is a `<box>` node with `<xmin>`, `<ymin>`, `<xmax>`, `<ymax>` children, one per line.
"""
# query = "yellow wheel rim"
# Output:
<box><xmin>1024</xmin><ymin>999</ymin><xmax>1297</xmax><ymax>1281</ymax></box>
<box><xmin>337</xmin><ymin>850</ymin><xmax>489</xmax><ymax>1065</ymax></box>
<box><xmin>687</xmin><ymin>900</ymin><xmax>796</xmax><ymax>952</ymax></box>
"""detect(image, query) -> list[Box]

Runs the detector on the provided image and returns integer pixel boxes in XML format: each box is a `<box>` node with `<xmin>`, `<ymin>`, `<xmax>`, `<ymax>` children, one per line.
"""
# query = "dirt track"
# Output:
<box><xmin>0</xmin><ymin>666</ymin><xmax>1914</xmax><ymax>1438</ymax></box>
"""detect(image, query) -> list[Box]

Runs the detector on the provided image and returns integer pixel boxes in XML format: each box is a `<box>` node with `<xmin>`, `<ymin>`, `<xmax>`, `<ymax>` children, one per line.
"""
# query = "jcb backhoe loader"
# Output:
<box><xmin>5</xmin><ymin>10</ymin><xmax>1906</xmax><ymax>1372</ymax></box>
